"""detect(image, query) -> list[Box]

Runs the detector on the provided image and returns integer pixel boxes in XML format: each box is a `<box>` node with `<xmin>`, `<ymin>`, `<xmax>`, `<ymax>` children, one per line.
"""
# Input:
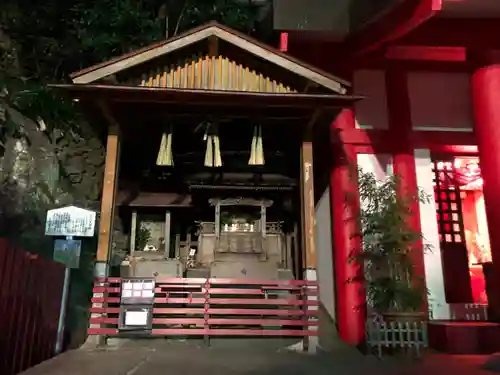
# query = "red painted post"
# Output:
<box><xmin>330</xmin><ymin>108</ymin><xmax>366</xmax><ymax>346</ymax></box>
<box><xmin>204</xmin><ymin>279</ymin><xmax>210</xmax><ymax>344</ymax></box>
<box><xmin>10</xmin><ymin>253</ymin><xmax>34</xmax><ymax>375</ymax></box>
<box><xmin>3</xmin><ymin>248</ymin><xmax>23</xmax><ymax>374</ymax></box>
<box><xmin>0</xmin><ymin>240</ymin><xmax>10</xmax><ymax>375</ymax></box>
<box><xmin>471</xmin><ymin>56</ymin><xmax>500</xmax><ymax>318</ymax></box>
<box><xmin>279</xmin><ymin>32</ymin><xmax>288</xmax><ymax>52</ymax></box>
<box><xmin>386</xmin><ymin>68</ymin><xmax>427</xmax><ymax>313</ymax></box>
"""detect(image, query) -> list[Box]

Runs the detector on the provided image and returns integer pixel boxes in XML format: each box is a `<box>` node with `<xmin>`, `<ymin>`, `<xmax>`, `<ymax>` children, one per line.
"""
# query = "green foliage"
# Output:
<box><xmin>0</xmin><ymin>0</ymin><xmax>261</xmax><ymax>133</ymax></box>
<box><xmin>352</xmin><ymin>170</ymin><xmax>431</xmax><ymax>314</ymax></box>
<box><xmin>175</xmin><ymin>0</ymin><xmax>260</xmax><ymax>34</ymax></box>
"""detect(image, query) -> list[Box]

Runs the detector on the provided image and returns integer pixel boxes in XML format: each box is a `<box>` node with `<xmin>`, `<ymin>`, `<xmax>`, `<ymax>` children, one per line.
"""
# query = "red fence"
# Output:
<box><xmin>89</xmin><ymin>277</ymin><xmax>319</xmax><ymax>338</ymax></box>
<box><xmin>0</xmin><ymin>239</ymin><xmax>65</xmax><ymax>375</ymax></box>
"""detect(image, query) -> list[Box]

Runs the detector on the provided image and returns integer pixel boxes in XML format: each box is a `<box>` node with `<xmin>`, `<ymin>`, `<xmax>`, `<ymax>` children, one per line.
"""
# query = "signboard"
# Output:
<box><xmin>45</xmin><ymin>206</ymin><xmax>96</xmax><ymax>237</ymax></box>
<box><xmin>53</xmin><ymin>239</ymin><xmax>81</xmax><ymax>268</ymax></box>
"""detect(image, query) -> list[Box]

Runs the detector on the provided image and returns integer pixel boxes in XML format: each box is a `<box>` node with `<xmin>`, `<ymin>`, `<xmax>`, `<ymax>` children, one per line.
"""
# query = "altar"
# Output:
<box><xmin>192</xmin><ymin>198</ymin><xmax>289</xmax><ymax>279</ymax></box>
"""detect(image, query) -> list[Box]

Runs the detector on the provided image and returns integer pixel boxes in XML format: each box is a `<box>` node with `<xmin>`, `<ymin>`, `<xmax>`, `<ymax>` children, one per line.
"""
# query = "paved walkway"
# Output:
<box><xmin>19</xmin><ymin>338</ymin><xmax>495</xmax><ymax>375</ymax></box>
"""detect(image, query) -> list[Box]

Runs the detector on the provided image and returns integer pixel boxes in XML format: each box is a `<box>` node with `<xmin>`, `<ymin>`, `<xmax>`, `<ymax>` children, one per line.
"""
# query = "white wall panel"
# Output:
<box><xmin>414</xmin><ymin>149</ymin><xmax>450</xmax><ymax>319</ymax></box>
<box><xmin>315</xmin><ymin>187</ymin><xmax>335</xmax><ymax>321</ymax></box>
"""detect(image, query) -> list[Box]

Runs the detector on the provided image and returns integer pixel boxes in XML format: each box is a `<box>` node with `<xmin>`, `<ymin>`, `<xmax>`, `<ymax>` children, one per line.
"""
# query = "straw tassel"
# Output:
<box><xmin>256</xmin><ymin>125</ymin><xmax>264</xmax><ymax>165</ymax></box>
<box><xmin>204</xmin><ymin>123</ymin><xmax>222</xmax><ymax>167</ymax></box>
<box><xmin>249</xmin><ymin>124</ymin><xmax>264</xmax><ymax>165</ymax></box>
<box><xmin>165</xmin><ymin>126</ymin><xmax>173</xmax><ymax>166</ymax></box>
<box><xmin>213</xmin><ymin>133</ymin><xmax>222</xmax><ymax>167</ymax></box>
<box><xmin>204</xmin><ymin>130</ymin><xmax>213</xmax><ymax>167</ymax></box>
<box><xmin>156</xmin><ymin>125</ymin><xmax>174</xmax><ymax>166</ymax></box>
<box><xmin>249</xmin><ymin>125</ymin><xmax>257</xmax><ymax>165</ymax></box>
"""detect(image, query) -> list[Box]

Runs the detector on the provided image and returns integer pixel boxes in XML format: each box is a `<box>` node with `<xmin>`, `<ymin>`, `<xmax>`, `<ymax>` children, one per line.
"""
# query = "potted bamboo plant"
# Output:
<box><xmin>353</xmin><ymin>169</ymin><xmax>431</xmax><ymax>322</ymax></box>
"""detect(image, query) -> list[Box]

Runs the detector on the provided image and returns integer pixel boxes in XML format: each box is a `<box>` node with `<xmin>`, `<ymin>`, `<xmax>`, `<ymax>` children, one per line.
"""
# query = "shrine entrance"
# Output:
<box><xmin>53</xmin><ymin>22</ymin><xmax>360</xmax><ymax>342</ymax></box>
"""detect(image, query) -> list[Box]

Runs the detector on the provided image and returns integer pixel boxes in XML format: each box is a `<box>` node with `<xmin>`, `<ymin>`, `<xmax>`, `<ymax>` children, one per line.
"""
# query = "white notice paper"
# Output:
<box><xmin>125</xmin><ymin>310</ymin><xmax>148</xmax><ymax>326</ymax></box>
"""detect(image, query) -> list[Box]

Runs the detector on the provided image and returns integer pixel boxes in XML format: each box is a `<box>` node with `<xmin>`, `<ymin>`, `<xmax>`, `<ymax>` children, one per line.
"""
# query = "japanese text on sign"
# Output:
<box><xmin>45</xmin><ymin>206</ymin><xmax>96</xmax><ymax>237</ymax></box>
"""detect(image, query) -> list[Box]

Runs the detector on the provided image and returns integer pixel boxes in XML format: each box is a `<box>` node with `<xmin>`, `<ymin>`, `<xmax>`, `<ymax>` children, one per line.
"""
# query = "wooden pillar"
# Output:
<box><xmin>300</xmin><ymin>131</ymin><xmax>318</xmax><ymax>353</ymax></box>
<box><xmin>130</xmin><ymin>210</ymin><xmax>137</xmax><ymax>256</ymax></box>
<box><xmin>293</xmin><ymin>223</ymin><xmax>300</xmax><ymax>278</ymax></box>
<box><xmin>164</xmin><ymin>210</ymin><xmax>171</xmax><ymax>258</ymax></box>
<box><xmin>261</xmin><ymin>205</ymin><xmax>267</xmax><ymax>238</ymax></box>
<box><xmin>300</xmin><ymin>138</ymin><xmax>317</xmax><ymax>270</ymax></box>
<box><xmin>174</xmin><ymin>233</ymin><xmax>181</xmax><ymax>259</ymax></box>
<box><xmin>215</xmin><ymin>202</ymin><xmax>221</xmax><ymax>238</ymax></box>
<box><xmin>96</xmin><ymin>123</ymin><xmax>120</xmax><ymax>268</ymax></box>
<box><xmin>87</xmin><ymin>103</ymin><xmax>120</xmax><ymax>347</ymax></box>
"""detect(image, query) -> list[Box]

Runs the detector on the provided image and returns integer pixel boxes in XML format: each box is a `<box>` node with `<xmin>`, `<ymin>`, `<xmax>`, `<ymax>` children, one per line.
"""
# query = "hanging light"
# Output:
<box><xmin>248</xmin><ymin>124</ymin><xmax>264</xmax><ymax>165</ymax></box>
<box><xmin>156</xmin><ymin>124</ymin><xmax>174</xmax><ymax>166</ymax></box>
<box><xmin>204</xmin><ymin>122</ymin><xmax>222</xmax><ymax>168</ymax></box>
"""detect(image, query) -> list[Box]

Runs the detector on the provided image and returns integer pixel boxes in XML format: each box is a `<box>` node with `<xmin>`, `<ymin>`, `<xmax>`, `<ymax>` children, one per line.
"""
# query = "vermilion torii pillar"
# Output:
<box><xmin>330</xmin><ymin>108</ymin><xmax>366</xmax><ymax>345</ymax></box>
<box><xmin>471</xmin><ymin>53</ymin><xmax>500</xmax><ymax>317</ymax></box>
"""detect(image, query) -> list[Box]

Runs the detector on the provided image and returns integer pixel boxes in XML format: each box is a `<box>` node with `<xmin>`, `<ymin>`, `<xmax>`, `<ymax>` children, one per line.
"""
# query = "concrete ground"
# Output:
<box><xmin>19</xmin><ymin>338</ymin><xmax>495</xmax><ymax>375</ymax></box>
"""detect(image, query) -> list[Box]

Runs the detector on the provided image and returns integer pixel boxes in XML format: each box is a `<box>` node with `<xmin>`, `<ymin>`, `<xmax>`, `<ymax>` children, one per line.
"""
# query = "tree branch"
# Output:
<box><xmin>173</xmin><ymin>0</ymin><xmax>189</xmax><ymax>37</ymax></box>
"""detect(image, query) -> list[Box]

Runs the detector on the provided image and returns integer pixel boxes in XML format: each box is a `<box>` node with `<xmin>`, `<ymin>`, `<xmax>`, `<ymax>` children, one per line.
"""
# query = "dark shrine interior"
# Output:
<box><xmin>114</xmin><ymin>105</ymin><xmax>314</xmax><ymax>232</ymax></box>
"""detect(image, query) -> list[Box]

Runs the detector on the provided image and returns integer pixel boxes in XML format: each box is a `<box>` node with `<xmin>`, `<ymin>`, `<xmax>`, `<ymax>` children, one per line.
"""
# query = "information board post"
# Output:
<box><xmin>44</xmin><ymin>205</ymin><xmax>96</xmax><ymax>355</ymax></box>
<box><xmin>55</xmin><ymin>235</ymin><xmax>73</xmax><ymax>354</ymax></box>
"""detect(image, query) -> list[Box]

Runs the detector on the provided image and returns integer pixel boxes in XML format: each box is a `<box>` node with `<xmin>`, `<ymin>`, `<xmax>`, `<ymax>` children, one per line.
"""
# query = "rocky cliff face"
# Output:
<box><xmin>0</xmin><ymin>28</ymin><xmax>105</xmax><ymax>241</ymax></box>
<box><xmin>0</xmin><ymin>27</ymin><xmax>107</xmax><ymax>349</ymax></box>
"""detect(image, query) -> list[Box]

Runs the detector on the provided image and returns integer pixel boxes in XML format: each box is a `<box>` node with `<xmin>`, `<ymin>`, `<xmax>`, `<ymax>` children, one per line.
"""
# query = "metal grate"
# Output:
<box><xmin>432</xmin><ymin>160</ymin><xmax>465</xmax><ymax>245</ymax></box>
<box><xmin>432</xmin><ymin>159</ymin><xmax>473</xmax><ymax>303</ymax></box>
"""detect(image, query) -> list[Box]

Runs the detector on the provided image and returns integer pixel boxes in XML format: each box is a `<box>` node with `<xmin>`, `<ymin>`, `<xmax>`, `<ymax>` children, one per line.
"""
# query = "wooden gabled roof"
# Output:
<box><xmin>70</xmin><ymin>21</ymin><xmax>350</xmax><ymax>94</ymax></box>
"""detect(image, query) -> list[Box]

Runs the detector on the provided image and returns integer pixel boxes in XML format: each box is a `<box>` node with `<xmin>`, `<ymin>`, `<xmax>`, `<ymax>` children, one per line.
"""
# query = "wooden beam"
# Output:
<box><xmin>96</xmin><ymin>102</ymin><xmax>120</xmax><ymax>263</ymax></box>
<box><xmin>332</xmin><ymin>127</ymin><xmax>476</xmax><ymax>149</ymax></box>
<box><xmin>208</xmin><ymin>35</ymin><xmax>219</xmax><ymax>56</ymax></box>
<box><xmin>341</xmin><ymin>0</ymin><xmax>443</xmax><ymax>56</ymax></box>
<box><xmin>300</xmin><ymin>136</ymin><xmax>316</xmax><ymax>269</ymax></box>
<box><xmin>385</xmin><ymin>45</ymin><xmax>467</xmax><ymax>62</ymax></box>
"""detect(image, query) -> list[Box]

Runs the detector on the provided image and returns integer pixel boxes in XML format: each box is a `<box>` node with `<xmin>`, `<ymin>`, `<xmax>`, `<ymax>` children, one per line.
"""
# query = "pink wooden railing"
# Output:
<box><xmin>88</xmin><ymin>277</ymin><xmax>319</xmax><ymax>338</ymax></box>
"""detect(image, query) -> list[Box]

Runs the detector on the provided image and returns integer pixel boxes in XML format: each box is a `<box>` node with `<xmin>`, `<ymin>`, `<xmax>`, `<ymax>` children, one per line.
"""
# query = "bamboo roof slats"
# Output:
<box><xmin>131</xmin><ymin>55</ymin><xmax>296</xmax><ymax>93</ymax></box>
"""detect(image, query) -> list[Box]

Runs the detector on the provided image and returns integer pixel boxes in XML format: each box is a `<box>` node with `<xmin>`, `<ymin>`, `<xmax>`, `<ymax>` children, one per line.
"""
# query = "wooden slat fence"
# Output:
<box><xmin>366</xmin><ymin>319</ymin><xmax>428</xmax><ymax>357</ymax></box>
<box><xmin>0</xmin><ymin>239</ymin><xmax>65</xmax><ymax>375</ymax></box>
<box><xmin>88</xmin><ymin>277</ymin><xmax>318</xmax><ymax>338</ymax></box>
